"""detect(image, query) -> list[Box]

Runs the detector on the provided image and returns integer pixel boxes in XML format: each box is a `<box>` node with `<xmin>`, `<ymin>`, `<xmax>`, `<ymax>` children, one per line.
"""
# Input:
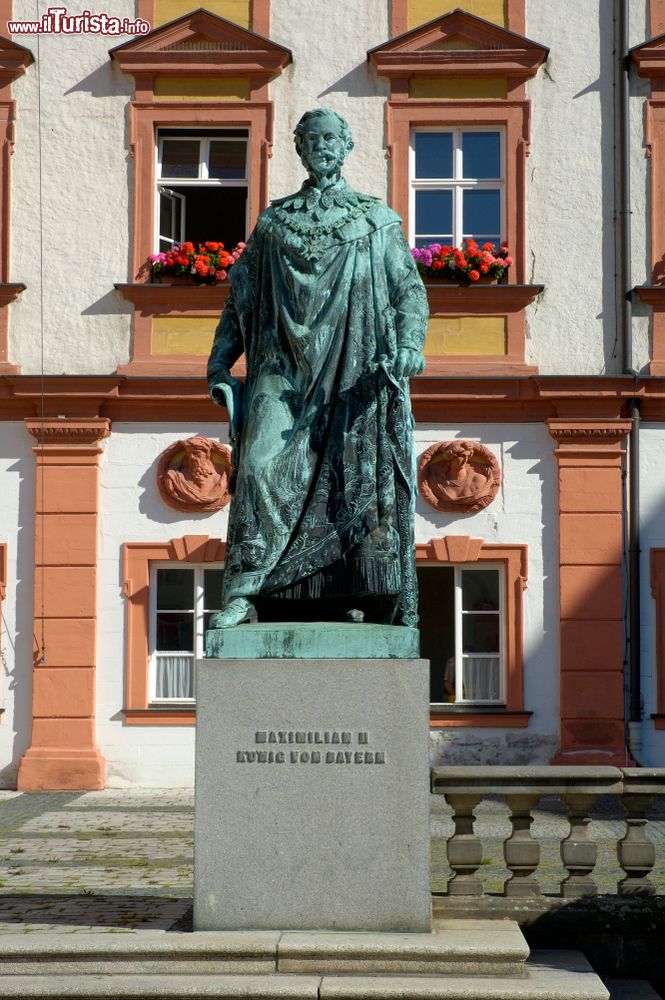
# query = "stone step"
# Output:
<box><xmin>0</xmin><ymin>952</ymin><xmax>609</xmax><ymax>999</ymax></box>
<box><xmin>0</xmin><ymin>921</ymin><xmax>529</xmax><ymax>977</ymax></box>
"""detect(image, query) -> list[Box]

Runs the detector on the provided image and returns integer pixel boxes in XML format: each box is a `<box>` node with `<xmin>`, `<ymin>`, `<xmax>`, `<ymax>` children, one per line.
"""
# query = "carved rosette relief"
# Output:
<box><xmin>157</xmin><ymin>436</ymin><xmax>232</xmax><ymax>513</ymax></box>
<box><xmin>418</xmin><ymin>440</ymin><xmax>501</xmax><ymax>514</ymax></box>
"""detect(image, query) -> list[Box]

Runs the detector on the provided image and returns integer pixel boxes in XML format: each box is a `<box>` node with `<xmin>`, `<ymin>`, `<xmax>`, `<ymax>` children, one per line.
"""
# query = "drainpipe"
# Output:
<box><xmin>616</xmin><ymin>0</ymin><xmax>643</xmax><ymax>761</ymax></box>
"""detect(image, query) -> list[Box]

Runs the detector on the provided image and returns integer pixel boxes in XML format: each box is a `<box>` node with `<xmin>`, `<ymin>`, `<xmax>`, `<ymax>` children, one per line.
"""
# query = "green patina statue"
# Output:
<box><xmin>207</xmin><ymin>107</ymin><xmax>428</xmax><ymax>629</ymax></box>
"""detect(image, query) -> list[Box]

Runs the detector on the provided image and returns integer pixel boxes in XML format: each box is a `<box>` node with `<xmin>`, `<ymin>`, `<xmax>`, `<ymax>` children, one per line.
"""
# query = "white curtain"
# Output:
<box><xmin>462</xmin><ymin>656</ymin><xmax>500</xmax><ymax>701</ymax></box>
<box><xmin>156</xmin><ymin>655</ymin><xmax>194</xmax><ymax>699</ymax></box>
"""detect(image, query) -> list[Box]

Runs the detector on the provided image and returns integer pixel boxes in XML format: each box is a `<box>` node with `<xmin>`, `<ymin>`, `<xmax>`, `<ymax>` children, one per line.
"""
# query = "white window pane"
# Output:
<box><xmin>462</xmin><ymin>131</ymin><xmax>501</xmax><ymax>178</ymax></box>
<box><xmin>462</xmin><ymin>569</ymin><xmax>500</xmax><ymax>611</ymax></box>
<box><xmin>156</xmin><ymin>655</ymin><xmax>194</xmax><ymax>699</ymax></box>
<box><xmin>415</xmin><ymin>190</ymin><xmax>453</xmax><ymax>238</ymax></box>
<box><xmin>209</xmin><ymin>140</ymin><xmax>246</xmax><ymax>179</ymax></box>
<box><xmin>462</xmin><ymin>656</ymin><xmax>501</xmax><ymax>700</ymax></box>
<box><xmin>462</xmin><ymin>189</ymin><xmax>501</xmax><ymax>240</ymax></box>
<box><xmin>156</xmin><ymin>568</ymin><xmax>194</xmax><ymax>610</ymax></box>
<box><xmin>156</xmin><ymin>612</ymin><xmax>194</xmax><ymax>652</ymax></box>
<box><xmin>415</xmin><ymin>132</ymin><xmax>453</xmax><ymax>178</ymax></box>
<box><xmin>161</xmin><ymin>139</ymin><xmax>199</xmax><ymax>178</ymax></box>
<box><xmin>159</xmin><ymin>192</ymin><xmax>173</xmax><ymax>240</ymax></box>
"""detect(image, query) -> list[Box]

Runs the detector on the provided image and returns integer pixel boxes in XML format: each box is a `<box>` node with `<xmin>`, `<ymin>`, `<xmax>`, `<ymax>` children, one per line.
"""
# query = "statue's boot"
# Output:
<box><xmin>210</xmin><ymin>598</ymin><xmax>257</xmax><ymax>628</ymax></box>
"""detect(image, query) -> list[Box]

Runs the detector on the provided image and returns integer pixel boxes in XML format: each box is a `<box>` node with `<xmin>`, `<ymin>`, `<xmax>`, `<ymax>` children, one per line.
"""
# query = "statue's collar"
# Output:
<box><xmin>273</xmin><ymin>178</ymin><xmax>373</xmax><ymax>214</ymax></box>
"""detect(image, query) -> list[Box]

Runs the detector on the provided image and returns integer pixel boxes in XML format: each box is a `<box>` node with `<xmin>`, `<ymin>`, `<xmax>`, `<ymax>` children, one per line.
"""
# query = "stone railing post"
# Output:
<box><xmin>617</xmin><ymin>769</ymin><xmax>664</xmax><ymax>896</ymax></box>
<box><xmin>444</xmin><ymin>792</ymin><xmax>483</xmax><ymax>896</ymax></box>
<box><xmin>560</xmin><ymin>793</ymin><xmax>599</xmax><ymax>897</ymax></box>
<box><xmin>503</xmin><ymin>793</ymin><xmax>542</xmax><ymax>897</ymax></box>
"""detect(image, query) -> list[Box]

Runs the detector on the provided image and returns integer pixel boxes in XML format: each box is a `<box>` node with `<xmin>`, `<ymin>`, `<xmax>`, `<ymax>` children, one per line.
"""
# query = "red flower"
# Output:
<box><xmin>480</xmin><ymin>263</ymin><xmax>489</xmax><ymax>273</ymax></box>
<box><xmin>181</xmin><ymin>242</ymin><xmax>195</xmax><ymax>254</ymax></box>
<box><xmin>469</xmin><ymin>269</ymin><xmax>480</xmax><ymax>281</ymax></box>
<box><xmin>482</xmin><ymin>242</ymin><xmax>495</xmax><ymax>251</ymax></box>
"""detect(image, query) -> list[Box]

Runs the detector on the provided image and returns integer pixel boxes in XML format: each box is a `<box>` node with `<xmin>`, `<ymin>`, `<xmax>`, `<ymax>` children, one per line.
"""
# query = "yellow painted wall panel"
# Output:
<box><xmin>154</xmin><ymin>0</ymin><xmax>250</xmax><ymax>27</ymax></box>
<box><xmin>152</xmin><ymin>317</ymin><xmax>217</xmax><ymax>356</ymax></box>
<box><xmin>425</xmin><ymin>316</ymin><xmax>506</xmax><ymax>355</ymax></box>
<box><xmin>409</xmin><ymin>77</ymin><xmax>507</xmax><ymax>100</ymax></box>
<box><xmin>407</xmin><ymin>0</ymin><xmax>506</xmax><ymax>29</ymax></box>
<box><xmin>154</xmin><ymin>76</ymin><xmax>250</xmax><ymax>101</ymax></box>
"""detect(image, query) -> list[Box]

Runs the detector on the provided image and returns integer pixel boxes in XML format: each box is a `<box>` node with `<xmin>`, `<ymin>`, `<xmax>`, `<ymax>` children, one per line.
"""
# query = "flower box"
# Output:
<box><xmin>412</xmin><ymin>240</ymin><xmax>512</xmax><ymax>286</ymax></box>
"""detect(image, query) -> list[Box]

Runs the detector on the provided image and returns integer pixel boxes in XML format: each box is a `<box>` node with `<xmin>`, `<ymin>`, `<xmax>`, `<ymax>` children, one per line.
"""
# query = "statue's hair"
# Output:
<box><xmin>441</xmin><ymin>440</ymin><xmax>474</xmax><ymax>462</ymax></box>
<box><xmin>293</xmin><ymin>108</ymin><xmax>354</xmax><ymax>155</ymax></box>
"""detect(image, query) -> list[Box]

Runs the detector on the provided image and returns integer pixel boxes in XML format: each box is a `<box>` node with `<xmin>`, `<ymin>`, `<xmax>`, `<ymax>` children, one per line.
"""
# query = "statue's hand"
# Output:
<box><xmin>394</xmin><ymin>348</ymin><xmax>425</xmax><ymax>380</ymax></box>
<box><xmin>209</xmin><ymin>374</ymin><xmax>244</xmax><ymax>438</ymax></box>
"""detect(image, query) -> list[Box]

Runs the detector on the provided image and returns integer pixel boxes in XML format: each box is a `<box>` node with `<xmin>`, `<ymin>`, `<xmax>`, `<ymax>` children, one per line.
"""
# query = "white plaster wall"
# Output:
<box><xmin>414</xmin><ymin>423</ymin><xmax>559</xmax><ymax>764</ymax></box>
<box><xmin>10</xmin><ymin>0</ymin><xmax>134</xmax><ymax>374</ymax></box>
<box><xmin>269</xmin><ymin>0</ymin><xmax>390</xmax><ymax>202</ymax></box>
<box><xmin>525</xmin><ymin>1</ymin><xmax>649</xmax><ymax>374</ymax></box>
<box><xmin>635</xmin><ymin>425</ymin><xmax>665</xmax><ymax>766</ymax></box>
<box><xmin>0</xmin><ymin>423</ymin><xmax>35</xmax><ymax>788</ymax></box>
<box><xmin>7</xmin><ymin>0</ymin><xmax>654</xmax><ymax>377</ymax></box>
<box><xmin>97</xmin><ymin>422</ymin><xmax>232</xmax><ymax>787</ymax></box>
<box><xmin>97</xmin><ymin>420</ymin><xmax>558</xmax><ymax>786</ymax></box>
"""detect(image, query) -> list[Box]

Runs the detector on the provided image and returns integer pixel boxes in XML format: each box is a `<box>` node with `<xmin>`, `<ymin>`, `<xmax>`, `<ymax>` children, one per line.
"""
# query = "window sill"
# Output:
<box><xmin>114</xmin><ymin>281</ymin><xmax>230</xmax><ymax>310</ymax></box>
<box><xmin>122</xmin><ymin>708</ymin><xmax>195</xmax><ymax>726</ymax></box>
<box><xmin>425</xmin><ymin>282</ymin><xmax>543</xmax><ymax>312</ymax></box>
<box><xmin>430</xmin><ymin>708</ymin><xmax>532</xmax><ymax>728</ymax></box>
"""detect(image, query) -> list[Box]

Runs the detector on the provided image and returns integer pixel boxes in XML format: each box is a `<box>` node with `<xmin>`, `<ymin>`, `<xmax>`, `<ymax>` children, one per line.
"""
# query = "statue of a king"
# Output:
<box><xmin>207</xmin><ymin>107</ymin><xmax>428</xmax><ymax>628</ymax></box>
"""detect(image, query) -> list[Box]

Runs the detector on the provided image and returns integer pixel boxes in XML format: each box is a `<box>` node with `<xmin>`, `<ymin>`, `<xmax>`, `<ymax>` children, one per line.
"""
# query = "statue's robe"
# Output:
<box><xmin>207</xmin><ymin>178</ymin><xmax>428</xmax><ymax>626</ymax></box>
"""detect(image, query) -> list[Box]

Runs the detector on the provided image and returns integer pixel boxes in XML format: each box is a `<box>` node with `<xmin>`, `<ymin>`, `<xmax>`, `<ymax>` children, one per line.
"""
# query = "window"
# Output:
<box><xmin>122</xmin><ymin>536</ymin><xmax>225</xmax><ymax>723</ymax></box>
<box><xmin>149</xmin><ymin>564</ymin><xmax>223</xmax><ymax>703</ymax></box>
<box><xmin>410</xmin><ymin>128</ymin><xmax>504</xmax><ymax>249</ymax></box>
<box><xmin>156</xmin><ymin>129</ymin><xmax>249</xmax><ymax>251</ymax></box>
<box><xmin>418</xmin><ymin>563</ymin><xmax>504</xmax><ymax>707</ymax></box>
<box><xmin>416</xmin><ymin>537</ymin><xmax>529</xmax><ymax>726</ymax></box>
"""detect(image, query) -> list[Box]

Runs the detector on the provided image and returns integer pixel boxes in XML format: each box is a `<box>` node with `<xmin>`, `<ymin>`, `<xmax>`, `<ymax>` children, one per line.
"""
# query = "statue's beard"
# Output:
<box><xmin>189</xmin><ymin>455</ymin><xmax>212</xmax><ymax>486</ymax></box>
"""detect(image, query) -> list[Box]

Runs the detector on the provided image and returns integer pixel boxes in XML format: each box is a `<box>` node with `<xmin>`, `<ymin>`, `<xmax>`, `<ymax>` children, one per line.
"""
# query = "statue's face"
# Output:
<box><xmin>298</xmin><ymin>115</ymin><xmax>349</xmax><ymax>178</ymax></box>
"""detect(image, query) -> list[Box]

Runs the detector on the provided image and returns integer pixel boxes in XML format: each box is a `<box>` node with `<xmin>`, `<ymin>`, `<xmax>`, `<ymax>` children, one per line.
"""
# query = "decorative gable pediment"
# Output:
<box><xmin>631</xmin><ymin>33</ymin><xmax>665</xmax><ymax>79</ymax></box>
<box><xmin>110</xmin><ymin>7</ymin><xmax>291</xmax><ymax>79</ymax></box>
<box><xmin>368</xmin><ymin>9</ymin><xmax>548</xmax><ymax>81</ymax></box>
<box><xmin>0</xmin><ymin>34</ymin><xmax>33</xmax><ymax>85</ymax></box>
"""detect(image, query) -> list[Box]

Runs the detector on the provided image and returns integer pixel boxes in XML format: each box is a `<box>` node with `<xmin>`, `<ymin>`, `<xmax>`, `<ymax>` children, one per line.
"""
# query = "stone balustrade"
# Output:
<box><xmin>430</xmin><ymin>767</ymin><xmax>665</xmax><ymax>899</ymax></box>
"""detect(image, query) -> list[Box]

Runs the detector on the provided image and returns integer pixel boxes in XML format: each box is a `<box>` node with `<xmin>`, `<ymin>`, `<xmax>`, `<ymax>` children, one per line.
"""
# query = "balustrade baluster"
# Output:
<box><xmin>618</xmin><ymin>791</ymin><xmax>656</xmax><ymax>896</ymax></box>
<box><xmin>503</xmin><ymin>793</ymin><xmax>542</xmax><ymax>897</ymax></box>
<box><xmin>444</xmin><ymin>792</ymin><xmax>483</xmax><ymax>896</ymax></box>
<box><xmin>560</xmin><ymin>793</ymin><xmax>598</xmax><ymax>897</ymax></box>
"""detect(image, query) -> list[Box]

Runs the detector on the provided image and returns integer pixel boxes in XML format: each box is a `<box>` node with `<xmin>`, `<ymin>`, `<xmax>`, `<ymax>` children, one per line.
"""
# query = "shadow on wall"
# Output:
<box><xmin>0</xmin><ymin>451</ymin><xmax>36</xmax><ymax>788</ymax></box>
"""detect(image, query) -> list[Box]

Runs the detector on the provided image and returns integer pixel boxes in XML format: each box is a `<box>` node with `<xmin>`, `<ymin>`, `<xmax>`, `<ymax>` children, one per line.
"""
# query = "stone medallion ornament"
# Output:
<box><xmin>157</xmin><ymin>436</ymin><xmax>232</xmax><ymax>513</ymax></box>
<box><xmin>418</xmin><ymin>440</ymin><xmax>500</xmax><ymax>514</ymax></box>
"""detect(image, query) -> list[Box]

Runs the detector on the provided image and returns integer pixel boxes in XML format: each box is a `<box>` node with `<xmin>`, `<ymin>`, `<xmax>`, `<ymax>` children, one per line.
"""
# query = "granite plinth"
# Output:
<box><xmin>205</xmin><ymin>622</ymin><xmax>420</xmax><ymax>659</ymax></box>
<box><xmin>194</xmin><ymin>656</ymin><xmax>431</xmax><ymax>932</ymax></box>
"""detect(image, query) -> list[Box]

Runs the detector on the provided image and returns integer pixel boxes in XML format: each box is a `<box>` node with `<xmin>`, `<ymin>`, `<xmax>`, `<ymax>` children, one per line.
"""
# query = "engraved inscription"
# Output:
<box><xmin>235</xmin><ymin>729</ymin><xmax>387</xmax><ymax>765</ymax></box>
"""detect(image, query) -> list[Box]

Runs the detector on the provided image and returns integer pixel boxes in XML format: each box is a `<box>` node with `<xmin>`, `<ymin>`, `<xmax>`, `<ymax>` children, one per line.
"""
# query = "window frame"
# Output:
<box><xmin>409</xmin><ymin>126</ymin><xmax>506</xmax><ymax>250</ymax></box>
<box><xmin>148</xmin><ymin>561</ymin><xmax>223</xmax><ymax>705</ymax></box>
<box><xmin>122</xmin><ymin>536</ymin><xmax>225</xmax><ymax>724</ymax></box>
<box><xmin>155</xmin><ymin>128</ymin><xmax>250</xmax><ymax>253</ymax></box>
<box><xmin>416</xmin><ymin>536</ymin><xmax>530</xmax><ymax>727</ymax></box>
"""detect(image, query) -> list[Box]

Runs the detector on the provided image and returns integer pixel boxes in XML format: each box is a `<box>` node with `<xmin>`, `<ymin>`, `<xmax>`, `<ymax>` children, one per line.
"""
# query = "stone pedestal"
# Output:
<box><xmin>194</xmin><ymin>626</ymin><xmax>430</xmax><ymax>933</ymax></box>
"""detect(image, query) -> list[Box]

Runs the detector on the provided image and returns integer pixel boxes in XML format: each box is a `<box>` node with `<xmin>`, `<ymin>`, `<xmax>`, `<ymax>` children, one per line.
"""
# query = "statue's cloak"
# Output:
<box><xmin>207</xmin><ymin>179</ymin><xmax>428</xmax><ymax>625</ymax></box>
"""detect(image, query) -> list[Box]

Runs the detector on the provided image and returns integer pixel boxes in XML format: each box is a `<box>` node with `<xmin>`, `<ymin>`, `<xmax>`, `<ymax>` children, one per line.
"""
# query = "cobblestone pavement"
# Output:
<box><xmin>0</xmin><ymin>789</ymin><xmax>662</xmax><ymax>932</ymax></box>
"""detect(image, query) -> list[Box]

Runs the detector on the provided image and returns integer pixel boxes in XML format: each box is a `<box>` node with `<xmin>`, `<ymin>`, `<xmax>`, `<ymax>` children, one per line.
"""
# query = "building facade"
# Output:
<box><xmin>0</xmin><ymin>0</ymin><xmax>664</xmax><ymax>789</ymax></box>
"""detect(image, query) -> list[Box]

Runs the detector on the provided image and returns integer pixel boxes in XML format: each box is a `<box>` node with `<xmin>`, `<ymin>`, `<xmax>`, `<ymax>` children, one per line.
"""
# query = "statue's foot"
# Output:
<box><xmin>209</xmin><ymin>598</ymin><xmax>257</xmax><ymax>629</ymax></box>
<box><xmin>345</xmin><ymin>608</ymin><xmax>364</xmax><ymax>623</ymax></box>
